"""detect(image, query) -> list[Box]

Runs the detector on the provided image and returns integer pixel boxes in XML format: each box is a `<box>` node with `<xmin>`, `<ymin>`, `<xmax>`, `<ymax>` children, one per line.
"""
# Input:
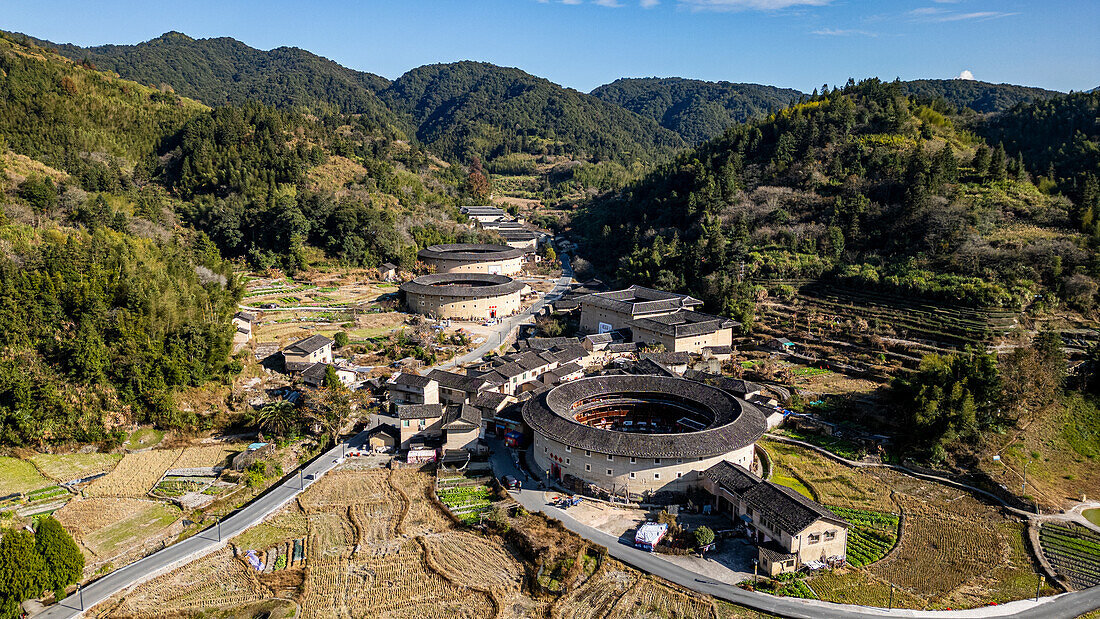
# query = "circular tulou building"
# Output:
<box><xmin>524</xmin><ymin>375</ymin><xmax>767</xmax><ymax>500</ymax></box>
<box><xmin>400</xmin><ymin>272</ymin><xmax>526</xmax><ymax>320</ymax></box>
<box><xmin>418</xmin><ymin>243</ymin><xmax>525</xmax><ymax>276</ymax></box>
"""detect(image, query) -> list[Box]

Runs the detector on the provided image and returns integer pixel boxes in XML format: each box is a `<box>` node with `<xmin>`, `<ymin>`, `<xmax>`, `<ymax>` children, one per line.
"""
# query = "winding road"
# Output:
<box><xmin>487</xmin><ymin>442</ymin><xmax>1100</xmax><ymax>619</ymax></box>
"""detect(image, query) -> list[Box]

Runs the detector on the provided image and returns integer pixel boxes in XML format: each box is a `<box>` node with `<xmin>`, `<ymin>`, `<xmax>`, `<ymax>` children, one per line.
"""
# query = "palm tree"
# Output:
<box><xmin>252</xmin><ymin>401</ymin><xmax>299</xmax><ymax>437</ymax></box>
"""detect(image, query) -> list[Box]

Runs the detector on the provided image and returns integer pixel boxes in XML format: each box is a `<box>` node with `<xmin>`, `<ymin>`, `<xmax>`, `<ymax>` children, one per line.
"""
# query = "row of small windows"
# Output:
<box><xmin>553</xmin><ymin>445</ymin><xmax>688</xmax><ymax>465</ymax></box>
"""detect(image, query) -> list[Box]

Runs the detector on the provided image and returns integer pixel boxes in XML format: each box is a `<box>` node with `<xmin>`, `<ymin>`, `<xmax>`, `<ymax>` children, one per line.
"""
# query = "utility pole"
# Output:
<box><xmin>1036</xmin><ymin>575</ymin><xmax>1045</xmax><ymax>601</ymax></box>
<box><xmin>299</xmin><ymin>469</ymin><xmax>304</xmax><ymax>489</ymax></box>
<box><xmin>752</xmin><ymin>559</ymin><xmax>758</xmax><ymax>588</ymax></box>
<box><xmin>888</xmin><ymin>583</ymin><xmax>894</xmax><ymax>610</ymax></box>
<box><xmin>216</xmin><ymin>515</ymin><xmax>222</xmax><ymax>542</ymax></box>
<box><xmin>78</xmin><ymin>584</ymin><xmax>83</xmax><ymax>611</ymax></box>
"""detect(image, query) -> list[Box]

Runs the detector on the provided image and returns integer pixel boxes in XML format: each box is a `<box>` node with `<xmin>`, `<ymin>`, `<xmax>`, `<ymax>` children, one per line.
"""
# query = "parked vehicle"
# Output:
<box><xmin>501</xmin><ymin>475</ymin><xmax>521</xmax><ymax>490</ymax></box>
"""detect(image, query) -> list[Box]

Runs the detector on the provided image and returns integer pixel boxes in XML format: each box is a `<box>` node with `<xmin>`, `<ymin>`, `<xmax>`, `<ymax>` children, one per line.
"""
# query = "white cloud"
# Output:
<box><xmin>640</xmin><ymin>0</ymin><xmax>660</xmax><ymax>7</ymax></box>
<box><xmin>908</xmin><ymin>7</ymin><xmax>1019</xmax><ymax>22</ymax></box>
<box><xmin>955</xmin><ymin>69</ymin><xmax>976</xmax><ymax>80</ymax></box>
<box><xmin>678</xmin><ymin>0</ymin><xmax>831</xmax><ymax>11</ymax></box>
<box><xmin>812</xmin><ymin>28</ymin><xmax>876</xmax><ymax>37</ymax></box>
<box><xmin>594</xmin><ymin>0</ymin><xmax>625</xmax><ymax>6</ymax></box>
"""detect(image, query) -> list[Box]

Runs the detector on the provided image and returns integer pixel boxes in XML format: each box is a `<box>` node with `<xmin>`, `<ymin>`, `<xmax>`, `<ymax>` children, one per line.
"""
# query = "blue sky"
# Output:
<box><xmin>5</xmin><ymin>0</ymin><xmax>1097</xmax><ymax>93</ymax></box>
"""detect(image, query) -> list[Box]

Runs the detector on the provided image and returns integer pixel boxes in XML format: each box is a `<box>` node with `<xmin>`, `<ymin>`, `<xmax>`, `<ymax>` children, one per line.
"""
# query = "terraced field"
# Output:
<box><xmin>1039</xmin><ymin>522</ymin><xmax>1100</xmax><ymax>590</ymax></box>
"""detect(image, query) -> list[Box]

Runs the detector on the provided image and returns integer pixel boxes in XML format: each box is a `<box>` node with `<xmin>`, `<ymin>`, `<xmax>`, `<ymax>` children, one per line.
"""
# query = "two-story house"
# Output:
<box><xmin>386</xmin><ymin>372</ymin><xmax>439</xmax><ymax>407</ymax></box>
<box><xmin>282</xmin><ymin>334</ymin><xmax>335</xmax><ymax>373</ymax></box>
<box><xmin>703</xmin><ymin>461</ymin><xmax>848</xmax><ymax>576</ymax></box>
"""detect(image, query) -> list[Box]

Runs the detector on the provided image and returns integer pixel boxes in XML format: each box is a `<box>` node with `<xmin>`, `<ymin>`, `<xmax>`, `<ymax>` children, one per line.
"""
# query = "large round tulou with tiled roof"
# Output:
<box><xmin>524</xmin><ymin>375</ymin><xmax>767</xmax><ymax>500</ymax></box>
<box><xmin>418</xmin><ymin>243</ymin><xmax>525</xmax><ymax>275</ymax></box>
<box><xmin>400</xmin><ymin>272</ymin><xmax>527</xmax><ymax>320</ymax></box>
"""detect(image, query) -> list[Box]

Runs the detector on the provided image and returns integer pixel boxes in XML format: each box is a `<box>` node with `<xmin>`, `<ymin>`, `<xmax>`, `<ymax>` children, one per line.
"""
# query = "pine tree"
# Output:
<box><xmin>34</xmin><ymin>517</ymin><xmax>83</xmax><ymax>600</ymax></box>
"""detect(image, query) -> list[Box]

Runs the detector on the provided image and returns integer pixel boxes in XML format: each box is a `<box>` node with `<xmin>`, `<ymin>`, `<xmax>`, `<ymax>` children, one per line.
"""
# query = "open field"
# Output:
<box><xmin>107</xmin><ymin>547</ymin><xmax>270</xmax><ymax>617</ymax></box>
<box><xmin>126</xmin><ymin>428</ymin><xmax>165</xmax><ymax>450</ymax></box>
<box><xmin>56</xmin><ymin>498</ymin><xmax>181</xmax><ymax>560</ymax></box>
<box><xmin>0</xmin><ymin>456</ymin><xmax>52</xmax><ymax>495</ymax></box>
<box><xmin>84</xmin><ymin>449</ymin><xmax>184</xmax><ymax>498</ymax></box>
<box><xmin>172</xmin><ymin>445</ymin><xmax>239</xmax><ymax>469</ymax></box>
<box><xmin>98</xmin><ymin>464</ymin><xmax>781</xmax><ymax>619</ymax></box>
<box><xmin>27</xmin><ymin>453</ymin><xmax>122</xmax><ymax>483</ymax></box>
<box><xmin>766</xmin><ymin>440</ymin><xmax>1056</xmax><ymax>609</ymax></box>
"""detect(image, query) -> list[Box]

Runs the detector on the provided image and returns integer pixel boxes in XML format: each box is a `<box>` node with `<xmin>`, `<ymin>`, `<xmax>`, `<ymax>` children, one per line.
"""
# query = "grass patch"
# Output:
<box><xmin>1085</xmin><ymin>509</ymin><xmax>1100</xmax><ymax>527</ymax></box>
<box><xmin>127</xmin><ymin>428</ymin><xmax>165</xmax><ymax>450</ymax></box>
<box><xmin>775</xmin><ymin>429</ymin><xmax>864</xmax><ymax>460</ymax></box>
<box><xmin>27</xmin><ymin>453</ymin><xmax>122</xmax><ymax>482</ymax></box>
<box><xmin>770</xmin><ymin>474</ymin><xmax>814</xmax><ymax>499</ymax></box>
<box><xmin>827</xmin><ymin>506</ymin><xmax>899</xmax><ymax>567</ymax></box>
<box><xmin>0</xmin><ymin>457</ymin><xmax>52</xmax><ymax>495</ymax></box>
<box><xmin>233</xmin><ymin>512</ymin><xmax>308</xmax><ymax>550</ymax></box>
<box><xmin>1062</xmin><ymin>394</ymin><xmax>1100</xmax><ymax>459</ymax></box>
<box><xmin>83</xmin><ymin>502</ymin><xmax>180</xmax><ymax>557</ymax></box>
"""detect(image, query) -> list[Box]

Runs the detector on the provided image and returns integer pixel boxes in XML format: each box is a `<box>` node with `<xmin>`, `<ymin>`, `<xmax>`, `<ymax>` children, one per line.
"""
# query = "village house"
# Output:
<box><xmin>702</xmin><ymin>461</ymin><xmax>848</xmax><ymax>576</ymax></box>
<box><xmin>427</xmin><ymin>369</ymin><xmax>495</xmax><ymax>405</ymax></box>
<box><xmin>282</xmin><ymin>334</ymin><xmax>335</xmax><ymax>373</ymax></box>
<box><xmin>379</xmin><ymin>262</ymin><xmax>398</xmax><ymax>281</ymax></box>
<box><xmin>232</xmin><ymin>311</ymin><xmax>255</xmax><ymax>344</ymax></box>
<box><xmin>367</xmin><ymin>424</ymin><xmax>398</xmax><ymax>453</ymax></box>
<box><xmin>577</xmin><ymin>286</ymin><xmax>735</xmax><ymax>355</ymax></box>
<box><xmin>460</xmin><ymin>205</ymin><xmax>507</xmax><ymax>224</ymax></box>
<box><xmin>397</xmin><ymin>403</ymin><xmax>445</xmax><ymax>449</ymax></box>
<box><xmin>299</xmin><ymin>362</ymin><xmax>356</xmax><ymax>388</ymax></box>
<box><xmin>442</xmin><ymin>404</ymin><xmax>482</xmax><ymax>451</ymax></box>
<box><xmin>386</xmin><ymin>372</ymin><xmax>439</xmax><ymax>406</ymax></box>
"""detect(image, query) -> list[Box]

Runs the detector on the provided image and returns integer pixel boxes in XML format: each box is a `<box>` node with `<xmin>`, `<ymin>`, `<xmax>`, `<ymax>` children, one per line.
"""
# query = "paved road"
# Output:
<box><xmin>36</xmin><ymin>432</ymin><xmax>371</xmax><ymax>619</ymax></box>
<box><xmin>487</xmin><ymin>443</ymin><xmax>1100</xmax><ymax>619</ymax></box>
<box><xmin>439</xmin><ymin>254</ymin><xmax>573</xmax><ymax>369</ymax></box>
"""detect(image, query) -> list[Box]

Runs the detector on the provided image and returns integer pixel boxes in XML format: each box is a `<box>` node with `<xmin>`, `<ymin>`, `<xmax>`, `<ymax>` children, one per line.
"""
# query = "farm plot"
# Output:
<box><xmin>107</xmin><ymin>547</ymin><xmax>269</xmax><ymax>617</ymax></box>
<box><xmin>554</xmin><ymin>565</ymin><xmax>638</xmax><ymax>619</ymax></box>
<box><xmin>869</xmin><ymin>500</ymin><xmax>1004</xmax><ymax>599</ymax></box>
<box><xmin>56</xmin><ymin>498</ymin><xmax>180</xmax><ymax>559</ymax></box>
<box><xmin>394</xmin><ymin>469</ymin><xmax>455</xmax><ymax>535</ymax></box>
<box><xmin>172</xmin><ymin>445</ymin><xmax>237</xmax><ymax>469</ymax></box>
<box><xmin>27</xmin><ymin>453</ymin><xmax>122</xmax><ymax>483</ymax></box>
<box><xmin>1039</xmin><ymin>522</ymin><xmax>1100</xmax><ymax>590</ymax></box>
<box><xmin>763</xmin><ymin>440</ymin><xmax>897</xmax><ymax>511</ymax></box>
<box><xmin>606</xmin><ymin>576</ymin><xmax>716</xmax><ymax>619</ymax></box>
<box><xmin>300</xmin><ymin>544</ymin><xmax>492</xmax><ymax>619</ymax></box>
<box><xmin>84</xmin><ymin>449</ymin><xmax>184</xmax><ymax>498</ymax></box>
<box><xmin>808</xmin><ymin>569</ymin><xmax>926</xmax><ymax>609</ymax></box>
<box><xmin>423</xmin><ymin>531</ymin><xmax>525</xmax><ymax>594</ymax></box>
<box><xmin>827</xmin><ymin>506</ymin><xmax>899</xmax><ymax>567</ymax></box>
<box><xmin>436</xmin><ymin>477</ymin><xmax>494</xmax><ymax>523</ymax></box>
<box><xmin>299</xmin><ymin>469</ymin><xmax>393</xmax><ymax>509</ymax></box>
<box><xmin>0</xmin><ymin>456</ymin><xmax>52</xmax><ymax>495</ymax></box>
<box><xmin>235</xmin><ymin>507</ymin><xmax>310</xmax><ymax>551</ymax></box>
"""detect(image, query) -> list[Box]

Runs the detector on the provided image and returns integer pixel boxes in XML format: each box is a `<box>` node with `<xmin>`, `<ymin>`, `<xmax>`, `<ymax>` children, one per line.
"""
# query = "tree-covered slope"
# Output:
<box><xmin>980</xmin><ymin>91</ymin><xmax>1100</xmax><ymax>232</ymax></box>
<box><xmin>379</xmin><ymin>61</ymin><xmax>687</xmax><ymax>164</ymax></box>
<box><xmin>590</xmin><ymin>77</ymin><xmax>803</xmax><ymax>144</ymax></box>
<box><xmin>900</xmin><ymin>79</ymin><xmax>1061</xmax><ymax>114</ymax></box>
<box><xmin>577</xmin><ymin>79</ymin><xmax>1096</xmax><ymax>318</ymax></box>
<box><xmin>20</xmin><ymin>31</ymin><xmax>405</xmax><ymax>132</ymax></box>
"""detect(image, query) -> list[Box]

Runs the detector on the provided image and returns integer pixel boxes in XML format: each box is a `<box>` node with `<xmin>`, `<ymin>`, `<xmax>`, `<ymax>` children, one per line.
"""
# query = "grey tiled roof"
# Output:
<box><xmin>522</xmin><ymin>375</ymin><xmax>766</xmax><ymax>459</ymax></box>
<box><xmin>704</xmin><ymin>460</ymin><xmax>762</xmax><ymax>495</ymax></box>
<box><xmin>397</xmin><ymin>403</ymin><xmax>444</xmax><ymax>420</ymax></box>
<box><xmin>682</xmin><ymin>370</ymin><xmax>762</xmax><ymax>396</ymax></box>
<box><xmin>443</xmin><ymin>404</ymin><xmax>481</xmax><ymax>431</ymax></box>
<box><xmin>417</xmin><ymin>243</ymin><xmax>524</xmax><ymax>262</ymax></box>
<box><xmin>391</xmin><ymin>372</ymin><xmax>434</xmax><ymax>388</ymax></box>
<box><xmin>577</xmin><ymin>285</ymin><xmax>703</xmax><ymax>318</ymax></box>
<box><xmin>427</xmin><ymin>369</ymin><xmax>487</xmax><ymax>393</ymax></box>
<box><xmin>631</xmin><ymin>310</ymin><xmax>737</xmax><ymax>338</ymax></box>
<box><xmin>400</xmin><ymin>273</ymin><xmax>525</xmax><ymax>298</ymax></box>
<box><xmin>758</xmin><ymin>542</ymin><xmax>797</xmax><ymax>563</ymax></box>
<box><xmin>742</xmin><ymin>482</ymin><xmax>846</xmax><ymax>534</ymax></box>
<box><xmin>285</xmin><ymin>334</ymin><xmax>335</xmax><ymax>355</ymax></box>
<box><xmin>527</xmin><ymin>337</ymin><xmax>581</xmax><ymax>351</ymax></box>
<box><xmin>640</xmin><ymin>352</ymin><xmax>692</xmax><ymax>366</ymax></box>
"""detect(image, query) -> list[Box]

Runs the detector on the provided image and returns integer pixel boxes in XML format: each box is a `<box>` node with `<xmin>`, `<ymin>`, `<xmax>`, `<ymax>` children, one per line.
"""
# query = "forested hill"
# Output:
<box><xmin>378</xmin><ymin>62</ymin><xmax>686</xmax><ymax>163</ymax></box>
<box><xmin>576</xmin><ymin>79</ymin><xmax>1097</xmax><ymax>320</ymax></box>
<box><xmin>0</xmin><ymin>32</ymin><xmax>488</xmax><ymax>445</ymax></box>
<box><xmin>980</xmin><ymin>91</ymin><xmax>1100</xmax><ymax>226</ymax></box>
<box><xmin>590</xmin><ymin>77</ymin><xmax>803</xmax><ymax>144</ymax></box>
<box><xmin>25</xmin><ymin>32</ymin><xmax>686</xmax><ymax>165</ymax></box>
<box><xmin>20</xmin><ymin>31</ymin><xmax>405</xmax><ymax>131</ymax></box>
<box><xmin>900</xmin><ymin>79</ymin><xmax>1062</xmax><ymax>114</ymax></box>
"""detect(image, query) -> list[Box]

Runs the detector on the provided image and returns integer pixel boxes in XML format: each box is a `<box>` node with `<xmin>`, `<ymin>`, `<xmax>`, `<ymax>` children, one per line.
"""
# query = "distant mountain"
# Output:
<box><xmin>590</xmin><ymin>77</ymin><xmax>803</xmax><ymax>144</ymax></box>
<box><xmin>379</xmin><ymin>61</ymin><xmax>686</xmax><ymax>163</ymax></box>
<box><xmin>19</xmin><ymin>31</ymin><xmax>406</xmax><ymax>132</ymax></box>
<box><xmin>899</xmin><ymin>79</ymin><xmax>1062</xmax><ymax>114</ymax></box>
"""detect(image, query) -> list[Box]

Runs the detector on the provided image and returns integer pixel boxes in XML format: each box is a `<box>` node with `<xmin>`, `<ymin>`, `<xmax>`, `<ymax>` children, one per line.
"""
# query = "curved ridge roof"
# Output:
<box><xmin>400</xmin><ymin>272</ymin><xmax>525</xmax><ymax>297</ymax></box>
<box><xmin>523</xmin><ymin>375</ymin><xmax>766</xmax><ymax>459</ymax></box>
<box><xmin>418</xmin><ymin>243</ymin><xmax>525</xmax><ymax>262</ymax></box>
